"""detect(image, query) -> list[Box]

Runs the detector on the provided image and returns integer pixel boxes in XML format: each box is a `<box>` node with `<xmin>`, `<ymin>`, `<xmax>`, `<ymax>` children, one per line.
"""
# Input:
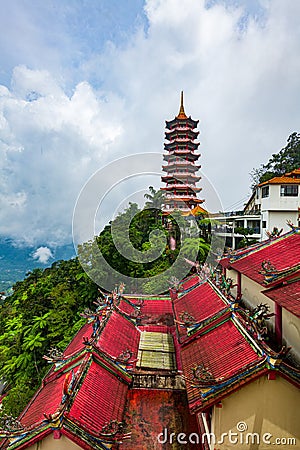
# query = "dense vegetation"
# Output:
<box><xmin>0</xmin><ymin>188</ymin><xmax>210</xmax><ymax>416</ymax></box>
<box><xmin>250</xmin><ymin>131</ymin><xmax>300</xmax><ymax>187</ymax></box>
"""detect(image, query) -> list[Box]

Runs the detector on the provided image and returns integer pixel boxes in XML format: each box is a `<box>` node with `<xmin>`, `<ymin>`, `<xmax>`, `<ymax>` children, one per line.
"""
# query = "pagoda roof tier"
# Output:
<box><xmin>165</xmin><ymin>91</ymin><xmax>199</xmax><ymax>130</ymax></box>
<box><xmin>164</xmin><ymin>141</ymin><xmax>200</xmax><ymax>151</ymax></box>
<box><xmin>165</xmin><ymin>129</ymin><xmax>199</xmax><ymax>140</ymax></box>
<box><xmin>163</xmin><ymin>196</ymin><xmax>204</xmax><ymax>204</ymax></box>
<box><xmin>166</xmin><ymin>117</ymin><xmax>199</xmax><ymax>130</ymax></box>
<box><xmin>161</xmin><ymin>184</ymin><xmax>202</xmax><ymax>192</ymax></box>
<box><xmin>162</xmin><ymin>161</ymin><xmax>201</xmax><ymax>170</ymax></box>
<box><xmin>163</xmin><ymin>150</ymin><xmax>200</xmax><ymax>160</ymax></box>
<box><xmin>161</xmin><ymin>173</ymin><xmax>201</xmax><ymax>182</ymax></box>
<box><xmin>162</xmin><ymin>168</ymin><xmax>200</xmax><ymax>174</ymax></box>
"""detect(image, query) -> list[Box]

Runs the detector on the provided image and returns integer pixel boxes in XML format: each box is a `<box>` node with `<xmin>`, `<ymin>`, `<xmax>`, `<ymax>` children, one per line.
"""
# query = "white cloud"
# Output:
<box><xmin>0</xmin><ymin>0</ymin><xmax>300</xmax><ymax>244</ymax></box>
<box><xmin>32</xmin><ymin>246</ymin><xmax>54</xmax><ymax>264</ymax></box>
<box><xmin>0</xmin><ymin>66</ymin><xmax>124</xmax><ymax>244</ymax></box>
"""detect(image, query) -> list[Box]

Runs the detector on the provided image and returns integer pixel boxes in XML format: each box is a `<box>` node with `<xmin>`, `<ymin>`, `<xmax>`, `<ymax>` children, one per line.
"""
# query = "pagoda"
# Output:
<box><xmin>161</xmin><ymin>92</ymin><xmax>204</xmax><ymax>214</ymax></box>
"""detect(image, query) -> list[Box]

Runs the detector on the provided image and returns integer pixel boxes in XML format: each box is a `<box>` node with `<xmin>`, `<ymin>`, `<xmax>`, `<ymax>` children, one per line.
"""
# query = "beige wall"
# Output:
<box><xmin>240</xmin><ymin>275</ymin><xmax>275</xmax><ymax>329</ymax></box>
<box><xmin>226</xmin><ymin>269</ymin><xmax>238</xmax><ymax>284</ymax></box>
<box><xmin>283</xmin><ymin>308</ymin><xmax>300</xmax><ymax>360</ymax></box>
<box><xmin>27</xmin><ymin>433</ymin><xmax>84</xmax><ymax>450</ymax></box>
<box><xmin>211</xmin><ymin>375</ymin><xmax>300</xmax><ymax>450</ymax></box>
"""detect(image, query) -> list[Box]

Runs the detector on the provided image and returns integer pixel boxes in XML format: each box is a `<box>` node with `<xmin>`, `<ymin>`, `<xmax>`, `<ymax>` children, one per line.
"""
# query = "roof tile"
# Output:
<box><xmin>264</xmin><ymin>279</ymin><xmax>300</xmax><ymax>318</ymax></box>
<box><xmin>225</xmin><ymin>233</ymin><xmax>300</xmax><ymax>285</ymax></box>
<box><xmin>68</xmin><ymin>361</ymin><xmax>128</xmax><ymax>433</ymax></box>
<box><xmin>96</xmin><ymin>311</ymin><xmax>140</xmax><ymax>359</ymax></box>
<box><xmin>181</xmin><ymin>320</ymin><xmax>261</xmax><ymax>406</ymax></box>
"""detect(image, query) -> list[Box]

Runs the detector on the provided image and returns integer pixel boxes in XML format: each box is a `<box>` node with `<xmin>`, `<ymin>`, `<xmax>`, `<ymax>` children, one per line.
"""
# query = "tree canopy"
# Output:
<box><xmin>250</xmin><ymin>132</ymin><xmax>300</xmax><ymax>187</ymax></box>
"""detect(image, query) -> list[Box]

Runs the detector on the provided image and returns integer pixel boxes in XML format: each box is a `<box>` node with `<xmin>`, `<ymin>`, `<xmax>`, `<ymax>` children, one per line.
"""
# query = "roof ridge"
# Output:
<box><xmin>227</xmin><ymin>229</ymin><xmax>297</xmax><ymax>264</ymax></box>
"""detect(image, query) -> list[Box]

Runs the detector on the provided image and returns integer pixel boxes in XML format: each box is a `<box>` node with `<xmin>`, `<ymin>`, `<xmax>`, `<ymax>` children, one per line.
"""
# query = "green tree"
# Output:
<box><xmin>250</xmin><ymin>132</ymin><xmax>300</xmax><ymax>187</ymax></box>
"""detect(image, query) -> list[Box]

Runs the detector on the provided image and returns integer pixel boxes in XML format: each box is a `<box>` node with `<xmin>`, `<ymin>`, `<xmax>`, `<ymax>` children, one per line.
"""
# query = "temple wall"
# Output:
<box><xmin>26</xmin><ymin>433</ymin><xmax>83</xmax><ymax>450</ymax></box>
<box><xmin>211</xmin><ymin>375</ymin><xmax>300</xmax><ymax>450</ymax></box>
<box><xmin>121</xmin><ymin>388</ymin><xmax>199</xmax><ymax>450</ymax></box>
<box><xmin>225</xmin><ymin>268</ymin><xmax>238</xmax><ymax>284</ymax></box>
<box><xmin>240</xmin><ymin>275</ymin><xmax>276</xmax><ymax>329</ymax></box>
<box><xmin>283</xmin><ymin>308</ymin><xmax>300</xmax><ymax>361</ymax></box>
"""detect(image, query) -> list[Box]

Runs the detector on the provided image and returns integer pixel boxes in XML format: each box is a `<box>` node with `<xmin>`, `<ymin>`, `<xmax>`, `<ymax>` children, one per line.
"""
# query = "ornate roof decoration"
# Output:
<box><xmin>176</xmin><ymin>90</ymin><xmax>188</xmax><ymax>119</ymax></box>
<box><xmin>191</xmin><ymin>364</ymin><xmax>215</xmax><ymax>386</ymax></box>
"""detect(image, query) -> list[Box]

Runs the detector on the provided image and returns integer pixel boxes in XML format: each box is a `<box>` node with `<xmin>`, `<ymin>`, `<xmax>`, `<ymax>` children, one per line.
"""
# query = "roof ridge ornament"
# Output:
<box><xmin>176</xmin><ymin>91</ymin><xmax>188</xmax><ymax>119</ymax></box>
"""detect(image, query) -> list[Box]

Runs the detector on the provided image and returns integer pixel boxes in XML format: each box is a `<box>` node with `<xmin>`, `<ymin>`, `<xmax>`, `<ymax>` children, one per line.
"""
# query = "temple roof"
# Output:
<box><xmin>181</xmin><ymin>205</ymin><xmax>208</xmax><ymax>216</ymax></box>
<box><xmin>174</xmin><ymin>281</ymin><xmax>230</xmax><ymax>342</ymax></box>
<box><xmin>263</xmin><ymin>276</ymin><xmax>300</xmax><ymax>318</ymax></box>
<box><xmin>285</xmin><ymin>167</ymin><xmax>300</xmax><ymax>177</ymax></box>
<box><xmin>220</xmin><ymin>229</ymin><xmax>300</xmax><ymax>286</ymax></box>
<box><xmin>96</xmin><ymin>310</ymin><xmax>140</xmax><ymax>361</ymax></box>
<box><xmin>181</xmin><ymin>318</ymin><xmax>266</xmax><ymax>411</ymax></box>
<box><xmin>63</xmin><ymin>323</ymin><xmax>93</xmax><ymax>358</ymax></box>
<box><xmin>2</xmin><ymin>269</ymin><xmax>300</xmax><ymax>448</ymax></box>
<box><xmin>66</xmin><ymin>360</ymin><xmax>128</xmax><ymax>434</ymax></box>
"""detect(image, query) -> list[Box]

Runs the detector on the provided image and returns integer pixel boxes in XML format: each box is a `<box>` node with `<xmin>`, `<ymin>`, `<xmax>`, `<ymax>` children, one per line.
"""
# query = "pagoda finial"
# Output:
<box><xmin>176</xmin><ymin>91</ymin><xmax>188</xmax><ymax>119</ymax></box>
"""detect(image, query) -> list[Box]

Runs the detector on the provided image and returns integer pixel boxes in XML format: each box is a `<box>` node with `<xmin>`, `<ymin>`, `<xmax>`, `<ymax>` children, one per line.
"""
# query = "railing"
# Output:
<box><xmin>210</xmin><ymin>210</ymin><xmax>260</xmax><ymax>218</ymax></box>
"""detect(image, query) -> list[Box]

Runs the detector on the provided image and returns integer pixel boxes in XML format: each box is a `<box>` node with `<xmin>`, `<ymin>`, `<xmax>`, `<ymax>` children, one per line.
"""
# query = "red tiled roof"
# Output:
<box><xmin>223</xmin><ymin>232</ymin><xmax>300</xmax><ymax>285</ymax></box>
<box><xmin>96</xmin><ymin>311</ymin><xmax>140</xmax><ymax>359</ymax></box>
<box><xmin>117</xmin><ymin>298</ymin><xmax>136</xmax><ymax>315</ymax></box>
<box><xmin>140</xmin><ymin>299</ymin><xmax>173</xmax><ymax>316</ymax></box>
<box><xmin>64</xmin><ymin>323</ymin><xmax>93</xmax><ymax>357</ymax></box>
<box><xmin>67</xmin><ymin>361</ymin><xmax>128</xmax><ymax>433</ymax></box>
<box><xmin>181</xmin><ymin>320</ymin><xmax>262</xmax><ymax>407</ymax></box>
<box><xmin>174</xmin><ymin>282</ymin><xmax>228</xmax><ymax>339</ymax></box>
<box><xmin>263</xmin><ymin>279</ymin><xmax>300</xmax><ymax>318</ymax></box>
<box><xmin>180</xmin><ymin>275</ymin><xmax>201</xmax><ymax>290</ymax></box>
<box><xmin>20</xmin><ymin>367</ymin><xmax>78</xmax><ymax>427</ymax></box>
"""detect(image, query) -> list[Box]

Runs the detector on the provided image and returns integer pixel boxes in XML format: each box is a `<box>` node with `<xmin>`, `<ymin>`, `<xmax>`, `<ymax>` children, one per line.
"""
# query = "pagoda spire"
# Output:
<box><xmin>176</xmin><ymin>91</ymin><xmax>188</xmax><ymax>119</ymax></box>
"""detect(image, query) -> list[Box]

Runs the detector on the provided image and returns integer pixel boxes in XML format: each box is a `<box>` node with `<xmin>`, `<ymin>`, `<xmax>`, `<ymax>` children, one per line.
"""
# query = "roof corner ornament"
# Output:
<box><xmin>190</xmin><ymin>364</ymin><xmax>215</xmax><ymax>387</ymax></box>
<box><xmin>176</xmin><ymin>311</ymin><xmax>197</xmax><ymax>329</ymax></box>
<box><xmin>0</xmin><ymin>415</ymin><xmax>24</xmax><ymax>434</ymax></box>
<box><xmin>99</xmin><ymin>420</ymin><xmax>131</xmax><ymax>442</ymax></box>
<box><xmin>246</xmin><ymin>303</ymin><xmax>274</xmax><ymax>341</ymax></box>
<box><xmin>114</xmin><ymin>349</ymin><xmax>137</xmax><ymax>371</ymax></box>
<box><xmin>260</xmin><ymin>260</ymin><xmax>277</xmax><ymax>275</ymax></box>
<box><xmin>286</xmin><ymin>219</ymin><xmax>299</xmax><ymax>232</ymax></box>
<box><xmin>43</xmin><ymin>347</ymin><xmax>64</xmax><ymax>367</ymax></box>
<box><xmin>62</xmin><ymin>370</ymin><xmax>76</xmax><ymax>404</ymax></box>
<box><xmin>266</xmin><ymin>346</ymin><xmax>291</xmax><ymax>368</ymax></box>
<box><xmin>266</xmin><ymin>227</ymin><xmax>283</xmax><ymax>239</ymax></box>
<box><xmin>220</xmin><ymin>275</ymin><xmax>237</xmax><ymax>297</ymax></box>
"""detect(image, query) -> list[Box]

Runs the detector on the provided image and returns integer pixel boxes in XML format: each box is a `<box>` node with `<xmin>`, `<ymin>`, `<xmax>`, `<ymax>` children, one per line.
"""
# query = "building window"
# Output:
<box><xmin>262</xmin><ymin>221</ymin><xmax>267</xmax><ymax>228</ymax></box>
<box><xmin>261</xmin><ymin>186</ymin><xmax>269</xmax><ymax>198</ymax></box>
<box><xmin>280</xmin><ymin>185</ymin><xmax>298</xmax><ymax>197</ymax></box>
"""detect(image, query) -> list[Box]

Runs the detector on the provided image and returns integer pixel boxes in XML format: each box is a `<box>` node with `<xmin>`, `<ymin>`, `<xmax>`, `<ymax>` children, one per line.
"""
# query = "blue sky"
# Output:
<box><xmin>0</xmin><ymin>0</ymin><xmax>300</xmax><ymax>246</ymax></box>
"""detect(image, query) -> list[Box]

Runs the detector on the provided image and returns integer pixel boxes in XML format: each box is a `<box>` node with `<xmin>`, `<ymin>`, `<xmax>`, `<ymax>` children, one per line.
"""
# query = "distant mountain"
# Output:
<box><xmin>0</xmin><ymin>238</ymin><xmax>76</xmax><ymax>292</ymax></box>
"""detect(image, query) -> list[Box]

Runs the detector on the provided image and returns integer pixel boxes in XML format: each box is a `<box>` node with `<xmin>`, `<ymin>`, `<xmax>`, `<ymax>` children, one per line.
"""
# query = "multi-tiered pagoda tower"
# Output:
<box><xmin>161</xmin><ymin>92</ymin><xmax>204</xmax><ymax>214</ymax></box>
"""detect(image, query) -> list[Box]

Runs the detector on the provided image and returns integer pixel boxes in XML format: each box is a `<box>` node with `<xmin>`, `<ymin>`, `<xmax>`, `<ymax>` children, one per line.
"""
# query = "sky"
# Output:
<box><xmin>0</xmin><ymin>0</ymin><xmax>300</xmax><ymax>247</ymax></box>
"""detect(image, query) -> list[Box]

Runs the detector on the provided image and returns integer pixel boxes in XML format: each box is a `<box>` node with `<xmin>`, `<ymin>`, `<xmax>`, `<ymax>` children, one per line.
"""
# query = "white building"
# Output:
<box><xmin>213</xmin><ymin>168</ymin><xmax>300</xmax><ymax>249</ymax></box>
